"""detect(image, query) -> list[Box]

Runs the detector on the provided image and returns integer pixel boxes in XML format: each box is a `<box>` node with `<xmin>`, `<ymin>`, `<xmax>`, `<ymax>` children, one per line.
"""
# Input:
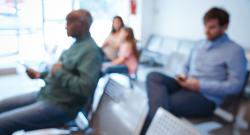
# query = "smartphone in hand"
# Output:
<box><xmin>17</xmin><ymin>61</ymin><xmax>29</xmax><ymax>69</ymax></box>
<box><xmin>176</xmin><ymin>74</ymin><xmax>187</xmax><ymax>81</ymax></box>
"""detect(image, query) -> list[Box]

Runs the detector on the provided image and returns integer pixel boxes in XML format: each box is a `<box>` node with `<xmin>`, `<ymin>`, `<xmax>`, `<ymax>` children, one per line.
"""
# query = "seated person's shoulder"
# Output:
<box><xmin>121</xmin><ymin>41</ymin><xmax>134</xmax><ymax>52</ymax></box>
<box><xmin>225</xmin><ymin>40</ymin><xmax>245</xmax><ymax>54</ymax></box>
<box><xmin>85</xmin><ymin>38</ymin><xmax>99</xmax><ymax>49</ymax></box>
<box><xmin>192</xmin><ymin>40</ymin><xmax>206</xmax><ymax>50</ymax></box>
<box><xmin>221</xmin><ymin>41</ymin><xmax>246</xmax><ymax>62</ymax></box>
<box><xmin>79</xmin><ymin>38</ymin><xmax>102</xmax><ymax>58</ymax></box>
<box><xmin>123</xmin><ymin>41</ymin><xmax>133</xmax><ymax>47</ymax></box>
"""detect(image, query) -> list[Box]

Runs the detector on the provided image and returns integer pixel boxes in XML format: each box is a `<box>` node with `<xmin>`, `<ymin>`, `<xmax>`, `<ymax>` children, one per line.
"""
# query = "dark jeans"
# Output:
<box><xmin>105</xmin><ymin>65</ymin><xmax>129</xmax><ymax>75</ymax></box>
<box><xmin>0</xmin><ymin>92</ymin><xmax>71</xmax><ymax>135</ymax></box>
<box><xmin>141</xmin><ymin>72</ymin><xmax>216</xmax><ymax>134</ymax></box>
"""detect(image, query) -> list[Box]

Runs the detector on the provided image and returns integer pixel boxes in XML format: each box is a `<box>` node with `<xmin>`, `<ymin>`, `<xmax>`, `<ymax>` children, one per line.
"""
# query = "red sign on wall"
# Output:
<box><xmin>130</xmin><ymin>0</ymin><xmax>136</xmax><ymax>15</ymax></box>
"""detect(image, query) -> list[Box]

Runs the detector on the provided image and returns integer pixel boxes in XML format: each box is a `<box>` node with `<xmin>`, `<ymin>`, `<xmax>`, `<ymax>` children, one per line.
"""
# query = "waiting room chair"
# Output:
<box><xmin>187</xmin><ymin>71</ymin><xmax>250</xmax><ymax>134</ymax></box>
<box><xmin>146</xmin><ymin>107</ymin><xmax>201</xmax><ymax>135</ymax></box>
<box><xmin>87</xmin><ymin>78</ymin><xmax>148</xmax><ymax>135</ymax></box>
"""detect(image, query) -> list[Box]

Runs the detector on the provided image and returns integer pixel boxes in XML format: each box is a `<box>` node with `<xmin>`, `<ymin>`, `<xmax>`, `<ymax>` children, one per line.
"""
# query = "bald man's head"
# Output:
<box><xmin>66</xmin><ymin>9</ymin><xmax>93</xmax><ymax>38</ymax></box>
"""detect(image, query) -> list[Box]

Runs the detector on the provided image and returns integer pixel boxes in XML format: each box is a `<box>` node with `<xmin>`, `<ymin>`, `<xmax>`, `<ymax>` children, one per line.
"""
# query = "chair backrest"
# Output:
<box><xmin>239</xmin><ymin>71</ymin><xmax>250</xmax><ymax>97</ymax></box>
<box><xmin>89</xmin><ymin>78</ymin><xmax>148</xmax><ymax>135</ymax></box>
<box><xmin>177</xmin><ymin>40</ymin><xmax>195</xmax><ymax>56</ymax></box>
<box><xmin>163</xmin><ymin>51</ymin><xmax>188</xmax><ymax>74</ymax></box>
<box><xmin>145</xmin><ymin>35</ymin><xmax>163</xmax><ymax>53</ymax></box>
<box><xmin>217</xmin><ymin>71</ymin><xmax>250</xmax><ymax>120</ymax></box>
<box><xmin>139</xmin><ymin>35</ymin><xmax>163</xmax><ymax>66</ymax></box>
<box><xmin>146</xmin><ymin>107</ymin><xmax>201</xmax><ymax>135</ymax></box>
<box><xmin>157</xmin><ymin>37</ymin><xmax>179</xmax><ymax>56</ymax></box>
<box><xmin>82</xmin><ymin>71</ymin><xmax>105</xmax><ymax>117</ymax></box>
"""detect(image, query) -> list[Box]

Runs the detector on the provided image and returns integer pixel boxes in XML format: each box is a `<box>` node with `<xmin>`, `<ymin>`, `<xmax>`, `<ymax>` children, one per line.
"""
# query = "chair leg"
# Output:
<box><xmin>129</xmin><ymin>79</ymin><xmax>134</xmax><ymax>89</ymax></box>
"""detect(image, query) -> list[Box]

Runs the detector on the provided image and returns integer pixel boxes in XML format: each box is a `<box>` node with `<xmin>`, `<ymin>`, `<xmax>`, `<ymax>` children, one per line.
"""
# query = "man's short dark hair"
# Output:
<box><xmin>204</xmin><ymin>7</ymin><xmax>230</xmax><ymax>26</ymax></box>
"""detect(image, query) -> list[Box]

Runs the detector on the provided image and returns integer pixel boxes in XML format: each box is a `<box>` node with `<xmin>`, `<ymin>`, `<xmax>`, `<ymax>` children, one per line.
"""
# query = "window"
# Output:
<box><xmin>0</xmin><ymin>0</ymin><xmax>140</xmax><ymax>65</ymax></box>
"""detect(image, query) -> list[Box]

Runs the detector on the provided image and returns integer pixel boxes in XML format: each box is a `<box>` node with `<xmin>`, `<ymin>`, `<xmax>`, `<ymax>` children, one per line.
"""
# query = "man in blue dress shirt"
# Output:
<box><xmin>141</xmin><ymin>7</ymin><xmax>247</xmax><ymax>134</ymax></box>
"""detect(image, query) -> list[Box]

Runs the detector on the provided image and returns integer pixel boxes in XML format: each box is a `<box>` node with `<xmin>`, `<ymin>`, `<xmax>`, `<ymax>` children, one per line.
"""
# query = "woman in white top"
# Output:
<box><xmin>102</xmin><ymin>16</ymin><xmax>125</xmax><ymax>61</ymax></box>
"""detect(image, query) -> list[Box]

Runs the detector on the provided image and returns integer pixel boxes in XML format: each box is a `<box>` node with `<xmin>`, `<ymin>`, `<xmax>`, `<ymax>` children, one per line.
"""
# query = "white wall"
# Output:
<box><xmin>141</xmin><ymin>0</ymin><xmax>155</xmax><ymax>46</ymax></box>
<box><xmin>143</xmin><ymin>0</ymin><xmax>250</xmax><ymax>49</ymax></box>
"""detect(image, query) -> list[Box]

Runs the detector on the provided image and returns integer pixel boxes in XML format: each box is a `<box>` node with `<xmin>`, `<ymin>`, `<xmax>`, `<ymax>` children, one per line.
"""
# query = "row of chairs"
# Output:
<box><xmin>84</xmin><ymin>71</ymin><xmax>250</xmax><ymax>134</ymax></box>
<box><xmin>98</xmin><ymin>34</ymin><xmax>250</xmax><ymax>134</ymax></box>
<box><xmin>73</xmin><ymin>33</ymin><xmax>250</xmax><ymax>134</ymax></box>
<box><xmin>82</xmin><ymin>77</ymin><xmax>202</xmax><ymax>135</ymax></box>
<box><xmin>15</xmin><ymin>72</ymin><xmax>249</xmax><ymax>134</ymax></box>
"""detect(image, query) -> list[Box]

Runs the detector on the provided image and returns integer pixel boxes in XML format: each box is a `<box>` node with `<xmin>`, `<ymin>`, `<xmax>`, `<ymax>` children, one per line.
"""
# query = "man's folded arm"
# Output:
<box><xmin>54</xmin><ymin>51</ymin><xmax>101</xmax><ymax>97</ymax></box>
<box><xmin>199</xmin><ymin>48</ymin><xmax>247</xmax><ymax>96</ymax></box>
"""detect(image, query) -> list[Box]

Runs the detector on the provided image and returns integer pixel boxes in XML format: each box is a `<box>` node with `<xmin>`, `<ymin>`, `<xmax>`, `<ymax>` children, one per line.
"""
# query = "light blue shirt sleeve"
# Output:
<box><xmin>199</xmin><ymin>47</ymin><xmax>247</xmax><ymax>96</ymax></box>
<box><xmin>183</xmin><ymin>47</ymin><xmax>194</xmax><ymax>75</ymax></box>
